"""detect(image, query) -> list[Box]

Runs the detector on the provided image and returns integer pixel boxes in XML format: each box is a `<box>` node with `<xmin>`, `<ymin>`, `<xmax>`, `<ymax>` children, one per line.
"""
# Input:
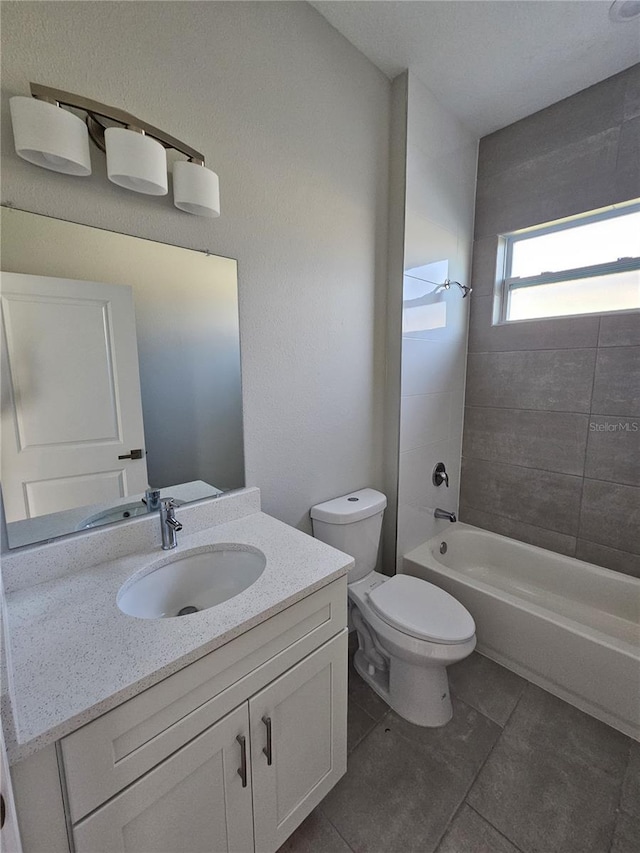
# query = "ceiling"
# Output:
<box><xmin>310</xmin><ymin>1</ymin><xmax>640</xmax><ymax>136</ymax></box>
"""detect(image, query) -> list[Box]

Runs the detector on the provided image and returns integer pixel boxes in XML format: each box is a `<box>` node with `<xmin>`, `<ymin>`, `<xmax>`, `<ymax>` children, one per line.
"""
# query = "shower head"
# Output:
<box><xmin>444</xmin><ymin>279</ymin><xmax>472</xmax><ymax>298</ymax></box>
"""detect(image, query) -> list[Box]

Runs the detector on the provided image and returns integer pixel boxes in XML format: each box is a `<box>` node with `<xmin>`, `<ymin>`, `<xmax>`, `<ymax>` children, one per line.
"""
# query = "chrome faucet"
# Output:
<box><xmin>434</xmin><ymin>508</ymin><xmax>457</xmax><ymax>523</ymax></box>
<box><xmin>143</xmin><ymin>488</ymin><xmax>161</xmax><ymax>512</ymax></box>
<box><xmin>159</xmin><ymin>497</ymin><xmax>182</xmax><ymax>549</ymax></box>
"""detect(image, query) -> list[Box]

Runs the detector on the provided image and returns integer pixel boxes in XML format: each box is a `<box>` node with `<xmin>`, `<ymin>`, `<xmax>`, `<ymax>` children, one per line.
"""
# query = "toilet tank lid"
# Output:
<box><xmin>310</xmin><ymin>488</ymin><xmax>387</xmax><ymax>524</ymax></box>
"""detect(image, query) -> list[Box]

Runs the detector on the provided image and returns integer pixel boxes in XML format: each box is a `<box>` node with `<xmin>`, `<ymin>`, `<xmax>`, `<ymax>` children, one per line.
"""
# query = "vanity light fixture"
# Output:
<box><xmin>9</xmin><ymin>83</ymin><xmax>220</xmax><ymax>217</ymax></box>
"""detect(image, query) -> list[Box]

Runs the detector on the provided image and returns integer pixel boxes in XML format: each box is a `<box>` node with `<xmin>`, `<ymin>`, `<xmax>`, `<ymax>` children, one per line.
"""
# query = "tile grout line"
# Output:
<box><xmin>576</xmin><ymin>321</ymin><xmax>602</xmax><ymax>558</ymax></box>
<box><xmin>321</xmin><ymin>809</ymin><xmax>357</xmax><ymax>853</ymax></box>
<box><xmin>443</xmin><ymin>684</ymin><xmax>529</xmax><ymax>853</ymax></box>
<box><xmin>461</xmin><ymin>462</ymin><xmax>640</xmax><ymax>490</ymax></box>
<box><xmin>320</xmin><ymin>707</ymin><xmax>391</xmax><ymax>853</ymax></box>
<box><xmin>432</xmin><ymin>700</ymin><xmax>513</xmax><ymax>853</ymax></box>
<box><xmin>458</xmin><ymin>499</ymin><xmax>576</xmax><ymax>541</ymax></box>
<box><xmin>347</xmin><ymin>704</ymin><xmax>381</xmax><ymax>755</ymax></box>
<box><xmin>461</xmin><ymin>451</ymin><xmax>586</xmax><ymax>480</ymax></box>
<box><xmin>468</xmin><ymin>343</ymin><xmax>638</xmax><ymax>356</ymax></box>
<box><xmin>500</xmin><ymin>679</ymin><xmax>528</xmax><ymax>731</ymax></box>
<box><xmin>606</xmin><ymin>741</ymin><xmax>633</xmax><ymax>853</ymax></box>
<box><xmin>461</xmin><ymin>456</ymin><xmax>636</xmax><ymax>485</ymax></box>
<box><xmin>464</xmin><ymin>402</ymin><xmax>640</xmax><ymax>418</ymax></box>
<box><xmin>465</xmin><ymin>802</ymin><xmax>526</xmax><ymax>853</ymax></box>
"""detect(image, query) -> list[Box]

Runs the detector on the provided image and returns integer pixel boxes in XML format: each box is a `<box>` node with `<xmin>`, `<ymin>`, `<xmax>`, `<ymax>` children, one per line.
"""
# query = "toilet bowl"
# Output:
<box><xmin>311</xmin><ymin>488</ymin><xmax>476</xmax><ymax>727</ymax></box>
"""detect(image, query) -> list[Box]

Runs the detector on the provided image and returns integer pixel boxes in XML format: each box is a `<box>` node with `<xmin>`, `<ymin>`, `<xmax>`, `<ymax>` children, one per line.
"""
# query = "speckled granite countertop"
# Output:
<box><xmin>3</xmin><ymin>507</ymin><xmax>351</xmax><ymax>764</ymax></box>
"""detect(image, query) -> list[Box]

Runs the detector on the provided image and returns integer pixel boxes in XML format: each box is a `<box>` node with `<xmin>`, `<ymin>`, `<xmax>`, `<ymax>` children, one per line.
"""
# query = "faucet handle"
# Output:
<box><xmin>433</xmin><ymin>462</ymin><xmax>449</xmax><ymax>488</ymax></box>
<box><xmin>143</xmin><ymin>489</ymin><xmax>161</xmax><ymax>511</ymax></box>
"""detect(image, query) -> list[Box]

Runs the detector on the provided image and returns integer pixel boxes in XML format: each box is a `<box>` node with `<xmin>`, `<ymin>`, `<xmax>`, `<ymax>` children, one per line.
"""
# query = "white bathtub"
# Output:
<box><xmin>403</xmin><ymin>523</ymin><xmax>640</xmax><ymax>741</ymax></box>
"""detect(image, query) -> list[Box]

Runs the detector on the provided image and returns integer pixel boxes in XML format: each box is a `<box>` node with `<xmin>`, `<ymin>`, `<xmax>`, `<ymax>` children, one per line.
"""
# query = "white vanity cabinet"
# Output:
<box><xmin>73</xmin><ymin>703</ymin><xmax>255</xmax><ymax>853</ymax></box>
<box><xmin>72</xmin><ymin>634</ymin><xmax>346</xmax><ymax>853</ymax></box>
<box><xmin>11</xmin><ymin>577</ymin><xmax>347</xmax><ymax>853</ymax></box>
<box><xmin>249</xmin><ymin>634</ymin><xmax>346</xmax><ymax>851</ymax></box>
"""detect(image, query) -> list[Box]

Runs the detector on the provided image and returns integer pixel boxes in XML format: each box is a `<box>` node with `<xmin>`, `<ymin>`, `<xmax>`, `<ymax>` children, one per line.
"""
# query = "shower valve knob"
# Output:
<box><xmin>433</xmin><ymin>462</ymin><xmax>449</xmax><ymax>487</ymax></box>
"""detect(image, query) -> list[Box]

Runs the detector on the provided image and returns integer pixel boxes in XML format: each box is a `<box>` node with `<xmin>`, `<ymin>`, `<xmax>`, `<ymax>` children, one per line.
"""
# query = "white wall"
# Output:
<box><xmin>0</xmin><ymin>1</ymin><xmax>390</xmax><ymax>532</ymax></box>
<box><xmin>395</xmin><ymin>74</ymin><xmax>478</xmax><ymax>566</ymax></box>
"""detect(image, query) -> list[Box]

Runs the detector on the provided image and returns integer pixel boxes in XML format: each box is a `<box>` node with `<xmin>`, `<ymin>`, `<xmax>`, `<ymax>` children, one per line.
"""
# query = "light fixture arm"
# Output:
<box><xmin>29</xmin><ymin>82</ymin><xmax>205</xmax><ymax>165</ymax></box>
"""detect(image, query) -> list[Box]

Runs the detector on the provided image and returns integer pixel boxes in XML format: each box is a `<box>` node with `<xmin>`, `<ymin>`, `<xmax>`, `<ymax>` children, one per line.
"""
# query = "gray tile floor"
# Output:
<box><xmin>279</xmin><ymin>647</ymin><xmax>639</xmax><ymax>853</ymax></box>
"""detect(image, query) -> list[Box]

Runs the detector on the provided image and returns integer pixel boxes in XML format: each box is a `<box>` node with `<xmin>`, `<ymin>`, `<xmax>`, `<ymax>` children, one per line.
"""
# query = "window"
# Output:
<box><xmin>500</xmin><ymin>202</ymin><xmax>640</xmax><ymax>322</ymax></box>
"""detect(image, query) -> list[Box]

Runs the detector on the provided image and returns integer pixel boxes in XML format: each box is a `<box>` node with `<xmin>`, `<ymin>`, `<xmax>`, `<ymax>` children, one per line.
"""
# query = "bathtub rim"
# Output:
<box><xmin>403</xmin><ymin>522</ymin><xmax>640</xmax><ymax>741</ymax></box>
<box><xmin>404</xmin><ymin>523</ymin><xmax>639</xmax><ymax>659</ymax></box>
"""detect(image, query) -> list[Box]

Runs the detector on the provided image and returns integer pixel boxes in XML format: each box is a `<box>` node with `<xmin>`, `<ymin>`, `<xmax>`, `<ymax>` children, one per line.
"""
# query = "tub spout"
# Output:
<box><xmin>434</xmin><ymin>508</ymin><xmax>457</xmax><ymax>522</ymax></box>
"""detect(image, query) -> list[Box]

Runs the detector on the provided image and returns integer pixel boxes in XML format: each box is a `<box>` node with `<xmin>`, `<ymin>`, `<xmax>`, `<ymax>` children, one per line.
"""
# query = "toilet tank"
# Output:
<box><xmin>310</xmin><ymin>488</ymin><xmax>386</xmax><ymax>582</ymax></box>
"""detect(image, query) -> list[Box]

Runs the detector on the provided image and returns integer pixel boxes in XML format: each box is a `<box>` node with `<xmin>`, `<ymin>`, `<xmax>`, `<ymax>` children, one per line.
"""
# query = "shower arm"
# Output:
<box><xmin>443</xmin><ymin>279</ymin><xmax>472</xmax><ymax>298</ymax></box>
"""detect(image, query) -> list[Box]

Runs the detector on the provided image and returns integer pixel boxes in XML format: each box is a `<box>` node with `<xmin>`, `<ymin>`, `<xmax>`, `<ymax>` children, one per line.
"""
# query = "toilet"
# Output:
<box><xmin>311</xmin><ymin>488</ymin><xmax>476</xmax><ymax>727</ymax></box>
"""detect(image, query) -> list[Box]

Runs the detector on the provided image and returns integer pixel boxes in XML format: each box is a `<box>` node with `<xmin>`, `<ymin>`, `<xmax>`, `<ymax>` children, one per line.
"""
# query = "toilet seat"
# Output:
<box><xmin>367</xmin><ymin>575</ymin><xmax>475</xmax><ymax>644</ymax></box>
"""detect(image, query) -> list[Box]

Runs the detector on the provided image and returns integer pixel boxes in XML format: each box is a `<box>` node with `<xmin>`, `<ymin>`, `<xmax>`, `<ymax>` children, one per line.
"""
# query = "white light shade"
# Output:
<box><xmin>10</xmin><ymin>96</ymin><xmax>92</xmax><ymax>176</ymax></box>
<box><xmin>173</xmin><ymin>160</ymin><xmax>220</xmax><ymax>217</ymax></box>
<box><xmin>105</xmin><ymin>127</ymin><xmax>168</xmax><ymax>196</ymax></box>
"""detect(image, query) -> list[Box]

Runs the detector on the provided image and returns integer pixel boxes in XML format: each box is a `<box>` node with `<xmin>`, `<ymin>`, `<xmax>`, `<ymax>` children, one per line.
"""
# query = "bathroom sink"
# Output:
<box><xmin>117</xmin><ymin>545</ymin><xmax>267</xmax><ymax>619</ymax></box>
<box><xmin>78</xmin><ymin>503</ymin><xmax>149</xmax><ymax>529</ymax></box>
<box><xmin>78</xmin><ymin>499</ymin><xmax>184</xmax><ymax>530</ymax></box>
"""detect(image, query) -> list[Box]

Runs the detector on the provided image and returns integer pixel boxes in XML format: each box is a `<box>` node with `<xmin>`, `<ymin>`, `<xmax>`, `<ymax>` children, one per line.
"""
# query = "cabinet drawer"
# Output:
<box><xmin>61</xmin><ymin>577</ymin><xmax>346</xmax><ymax>822</ymax></box>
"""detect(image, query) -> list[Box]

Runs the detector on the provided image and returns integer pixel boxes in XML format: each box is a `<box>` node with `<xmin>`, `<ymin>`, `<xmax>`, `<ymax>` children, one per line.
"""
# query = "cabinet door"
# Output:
<box><xmin>250</xmin><ymin>630</ymin><xmax>347</xmax><ymax>853</ymax></box>
<box><xmin>73</xmin><ymin>703</ymin><xmax>253</xmax><ymax>853</ymax></box>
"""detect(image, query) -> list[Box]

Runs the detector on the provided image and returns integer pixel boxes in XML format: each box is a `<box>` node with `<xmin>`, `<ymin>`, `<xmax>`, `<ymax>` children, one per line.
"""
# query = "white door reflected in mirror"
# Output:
<box><xmin>0</xmin><ymin>207</ymin><xmax>244</xmax><ymax>549</ymax></box>
<box><xmin>1</xmin><ymin>272</ymin><xmax>148</xmax><ymax>523</ymax></box>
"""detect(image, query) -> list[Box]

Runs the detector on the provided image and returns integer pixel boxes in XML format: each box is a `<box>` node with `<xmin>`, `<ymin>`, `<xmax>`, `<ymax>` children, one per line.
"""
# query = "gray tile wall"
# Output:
<box><xmin>461</xmin><ymin>65</ymin><xmax>640</xmax><ymax>578</ymax></box>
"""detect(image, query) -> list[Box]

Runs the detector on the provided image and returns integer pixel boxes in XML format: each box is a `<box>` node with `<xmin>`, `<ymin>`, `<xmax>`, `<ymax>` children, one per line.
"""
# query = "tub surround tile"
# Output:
<box><xmin>617</xmin><ymin>115</ymin><xmax>640</xmax><ymax>179</ymax></box>
<box><xmin>398</xmin><ymin>439</ymin><xmax>461</xmax><ymax>513</ymax></box>
<box><xmin>591</xmin><ymin>346</ymin><xmax>640</xmax><ymax>417</ymax></box>
<box><xmin>467</xmin><ymin>297</ymin><xmax>600</xmax><ymax>353</ymax></box>
<box><xmin>400</xmin><ymin>391</ymin><xmax>452</xmax><ymax>452</ymax></box>
<box><xmin>585</xmin><ymin>416</ymin><xmax>640</xmax><ymax>487</ymax></box>
<box><xmin>465</xmin><ymin>350</ymin><xmax>596</xmax><ymax>412</ymax></box>
<box><xmin>469</xmin><ymin>237</ymin><xmax>500</xmax><ymax>298</ymax></box>
<box><xmin>574</xmin><ymin>540</ymin><xmax>640</xmax><ymax>578</ymax></box>
<box><xmin>578</xmin><ymin>480</ymin><xmax>640</xmax><ymax>556</ymax></box>
<box><xmin>458</xmin><ymin>505</ymin><xmax>578</xmax><ymax>556</ymax></box>
<box><xmin>474</xmin><ymin>127</ymin><xmax>621</xmax><ymax>239</ymax></box>
<box><xmin>460</xmin><ymin>458</ymin><xmax>583</xmax><ymax>535</ymax></box>
<box><xmin>462</xmin><ymin>67</ymin><xmax>639</xmax><ymax>577</ymax></box>
<box><xmin>463</xmin><ymin>407</ymin><xmax>589</xmax><ymax>476</ymax></box>
<box><xmin>435</xmin><ymin>804</ymin><xmax>521</xmax><ymax>853</ymax></box>
<box><xmin>598</xmin><ymin>313</ymin><xmax>640</xmax><ymax>347</ymax></box>
<box><xmin>448</xmin><ymin>652</ymin><xmax>527</xmax><ymax>727</ymax></box>
<box><xmin>477</xmin><ymin>71</ymin><xmax>627</xmax><ymax>181</ymax></box>
<box><xmin>401</xmin><ymin>336</ymin><xmax>466</xmax><ymax>397</ymax></box>
<box><xmin>467</xmin><ymin>685</ymin><xmax>629</xmax><ymax>853</ymax></box>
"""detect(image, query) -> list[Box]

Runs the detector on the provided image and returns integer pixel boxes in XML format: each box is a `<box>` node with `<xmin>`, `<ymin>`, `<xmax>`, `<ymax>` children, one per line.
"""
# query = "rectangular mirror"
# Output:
<box><xmin>1</xmin><ymin>208</ymin><xmax>244</xmax><ymax>548</ymax></box>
